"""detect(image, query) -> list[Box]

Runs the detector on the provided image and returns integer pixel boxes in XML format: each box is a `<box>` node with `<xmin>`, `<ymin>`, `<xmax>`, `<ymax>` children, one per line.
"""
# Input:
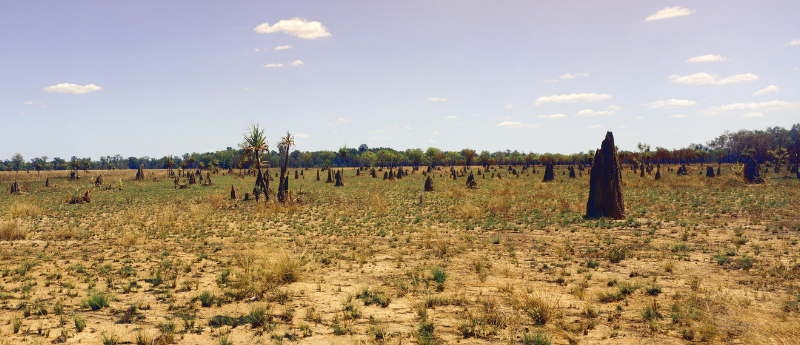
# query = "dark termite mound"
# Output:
<box><xmin>706</xmin><ymin>166</ymin><xmax>715</xmax><ymax>178</ymax></box>
<box><xmin>743</xmin><ymin>158</ymin><xmax>765</xmax><ymax>184</ymax></box>
<box><xmin>586</xmin><ymin>131</ymin><xmax>625</xmax><ymax>220</ymax></box>
<box><xmin>542</xmin><ymin>163</ymin><xmax>555</xmax><ymax>182</ymax></box>
<box><xmin>424</xmin><ymin>176</ymin><xmax>434</xmax><ymax>191</ymax></box>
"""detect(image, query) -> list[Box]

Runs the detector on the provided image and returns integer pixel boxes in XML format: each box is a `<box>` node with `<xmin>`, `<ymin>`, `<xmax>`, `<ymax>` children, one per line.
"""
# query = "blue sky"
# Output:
<box><xmin>2</xmin><ymin>1</ymin><xmax>799</xmax><ymax>160</ymax></box>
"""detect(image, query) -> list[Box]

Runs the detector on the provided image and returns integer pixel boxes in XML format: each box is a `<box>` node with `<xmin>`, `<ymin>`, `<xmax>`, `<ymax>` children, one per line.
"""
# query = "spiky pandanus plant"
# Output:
<box><xmin>243</xmin><ymin>123</ymin><xmax>270</xmax><ymax>203</ymax></box>
<box><xmin>338</xmin><ymin>146</ymin><xmax>349</xmax><ymax>179</ymax></box>
<box><xmin>278</xmin><ymin>131</ymin><xmax>295</xmax><ymax>203</ymax></box>
<box><xmin>165</xmin><ymin>156</ymin><xmax>175</xmax><ymax>177</ymax></box>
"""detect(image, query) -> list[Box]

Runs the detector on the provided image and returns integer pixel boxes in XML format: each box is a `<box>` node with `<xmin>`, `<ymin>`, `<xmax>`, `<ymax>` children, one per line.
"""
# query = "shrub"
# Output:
<box><xmin>356</xmin><ymin>287</ymin><xmax>391</xmax><ymax>308</ymax></box>
<box><xmin>0</xmin><ymin>220</ymin><xmax>26</xmax><ymax>241</ymax></box>
<box><xmin>606</xmin><ymin>245</ymin><xmax>628</xmax><ymax>263</ymax></box>
<box><xmin>521</xmin><ymin>330</ymin><xmax>551</xmax><ymax>345</ymax></box>
<box><xmin>199</xmin><ymin>291</ymin><xmax>215</xmax><ymax>307</ymax></box>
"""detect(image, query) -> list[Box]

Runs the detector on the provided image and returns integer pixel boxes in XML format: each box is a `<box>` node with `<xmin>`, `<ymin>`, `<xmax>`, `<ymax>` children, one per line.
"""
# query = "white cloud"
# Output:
<box><xmin>618</xmin><ymin>125</ymin><xmax>626</xmax><ymax>128</ymax></box>
<box><xmin>588</xmin><ymin>125</ymin><xmax>602</xmax><ymax>129</ymax></box>
<box><xmin>405</xmin><ymin>126</ymin><xmax>413</xmax><ymax>130</ymax></box>
<box><xmin>789</xmin><ymin>39</ymin><xmax>800</xmax><ymax>46</ymax></box>
<box><xmin>742</xmin><ymin>112</ymin><xmax>764</xmax><ymax>118</ymax></box>
<box><xmin>43</xmin><ymin>83</ymin><xmax>102</xmax><ymax>94</ymax></box>
<box><xmin>607</xmin><ymin>105</ymin><xmax>621</xmax><ymax>111</ymax></box>
<box><xmin>426</xmin><ymin>97</ymin><xmax>447</xmax><ymax>101</ymax></box>
<box><xmin>537</xmin><ymin>114</ymin><xmax>567</xmax><ymax>119</ymax></box>
<box><xmin>427</xmin><ymin>139</ymin><xmax>437</xmax><ymax>143</ymax></box>
<box><xmin>559</xmin><ymin>73</ymin><xmax>589</xmax><ymax>79</ymax></box>
<box><xmin>686</xmin><ymin>55</ymin><xmax>728</xmax><ymax>63</ymax></box>
<box><xmin>335</xmin><ymin>118</ymin><xmax>349</xmax><ymax>125</ymax></box>
<box><xmin>540</xmin><ymin>79</ymin><xmax>559</xmax><ymax>83</ymax></box>
<box><xmin>575</xmin><ymin>109</ymin><xmax>615</xmax><ymax>117</ymax></box>
<box><xmin>753</xmin><ymin>85</ymin><xmax>780</xmax><ymax>95</ymax></box>
<box><xmin>705</xmin><ymin>100</ymin><xmax>799</xmax><ymax>115</ymax></box>
<box><xmin>669</xmin><ymin>114</ymin><xmax>685</xmax><ymax>119</ymax></box>
<box><xmin>445</xmin><ymin>115</ymin><xmax>458</xmax><ymax>119</ymax></box>
<box><xmin>534</xmin><ymin>93</ymin><xmax>612</xmax><ymax>105</ymax></box>
<box><xmin>262</xmin><ymin>63</ymin><xmax>284</xmax><ymax>67</ymax></box>
<box><xmin>504</xmin><ymin>104</ymin><xmax>513</xmax><ymax>109</ymax></box>
<box><xmin>253</xmin><ymin>18</ymin><xmax>332</xmax><ymax>39</ymax></box>
<box><xmin>41</xmin><ymin>105</ymin><xmax>51</xmax><ymax>108</ymax></box>
<box><xmin>253</xmin><ymin>48</ymin><xmax>261</xmax><ymax>52</ymax></box>
<box><xmin>496</xmin><ymin>121</ymin><xmax>538</xmax><ymax>128</ymax></box>
<box><xmin>275</xmin><ymin>45</ymin><xmax>293</xmax><ymax>50</ymax></box>
<box><xmin>474</xmin><ymin>113</ymin><xmax>484</xmax><ymax>117</ymax></box>
<box><xmin>241</xmin><ymin>87</ymin><xmax>249</xmax><ymax>91</ymax></box>
<box><xmin>20</xmin><ymin>113</ymin><xmax>26</xmax><ymax>116</ymax></box>
<box><xmin>333</xmin><ymin>131</ymin><xmax>338</xmax><ymax>134</ymax></box>
<box><xmin>668</xmin><ymin>72</ymin><xmax>759</xmax><ymax>85</ymax></box>
<box><xmin>295</xmin><ymin>133</ymin><xmax>311</xmax><ymax>138</ymax></box>
<box><xmin>643</xmin><ymin>99</ymin><xmax>697</xmax><ymax>109</ymax></box>
<box><xmin>432</xmin><ymin>131</ymin><xmax>439</xmax><ymax>136</ymax></box>
<box><xmin>635</xmin><ymin>116</ymin><xmax>644</xmax><ymax>119</ymax></box>
<box><xmin>645</xmin><ymin>6</ymin><xmax>696</xmax><ymax>21</ymax></box>
<box><xmin>291</xmin><ymin>60</ymin><xmax>304</xmax><ymax>66</ymax></box>
<box><xmin>23</xmin><ymin>101</ymin><xmax>34</xmax><ymax>105</ymax></box>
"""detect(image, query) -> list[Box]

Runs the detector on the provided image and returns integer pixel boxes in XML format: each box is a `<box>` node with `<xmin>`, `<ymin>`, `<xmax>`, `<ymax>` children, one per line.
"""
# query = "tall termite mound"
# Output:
<box><xmin>135</xmin><ymin>165</ymin><xmax>145</xmax><ymax>181</ymax></box>
<box><xmin>230</xmin><ymin>185</ymin><xmax>237</xmax><ymax>200</ymax></box>
<box><xmin>706</xmin><ymin>166</ymin><xmax>715</xmax><ymax>178</ymax></box>
<box><xmin>466</xmin><ymin>172</ymin><xmax>477</xmax><ymax>189</ymax></box>
<box><xmin>334</xmin><ymin>170</ymin><xmax>344</xmax><ymax>187</ymax></box>
<box><xmin>542</xmin><ymin>163</ymin><xmax>555</xmax><ymax>182</ymax></box>
<box><xmin>424</xmin><ymin>176</ymin><xmax>434</xmax><ymax>191</ymax></box>
<box><xmin>743</xmin><ymin>158</ymin><xmax>765</xmax><ymax>184</ymax></box>
<box><xmin>10</xmin><ymin>180</ymin><xmax>21</xmax><ymax>194</ymax></box>
<box><xmin>586</xmin><ymin>131</ymin><xmax>625</xmax><ymax>220</ymax></box>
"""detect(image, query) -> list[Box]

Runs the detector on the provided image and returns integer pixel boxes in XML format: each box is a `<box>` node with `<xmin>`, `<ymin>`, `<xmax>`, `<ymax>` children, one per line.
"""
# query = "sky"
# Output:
<box><xmin>2</xmin><ymin>1</ymin><xmax>799</xmax><ymax>160</ymax></box>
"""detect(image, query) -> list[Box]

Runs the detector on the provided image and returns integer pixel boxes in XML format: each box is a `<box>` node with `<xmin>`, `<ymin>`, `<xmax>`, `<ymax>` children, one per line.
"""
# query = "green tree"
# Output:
<box><xmin>243</xmin><ymin>122</ymin><xmax>270</xmax><ymax>202</ymax></box>
<box><xmin>11</xmin><ymin>153</ymin><xmax>24</xmax><ymax>171</ymax></box>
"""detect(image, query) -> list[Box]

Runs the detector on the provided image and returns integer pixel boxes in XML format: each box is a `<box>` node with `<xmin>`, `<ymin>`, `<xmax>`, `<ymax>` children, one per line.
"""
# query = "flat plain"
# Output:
<box><xmin>0</xmin><ymin>165</ymin><xmax>799</xmax><ymax>344</ymax></box>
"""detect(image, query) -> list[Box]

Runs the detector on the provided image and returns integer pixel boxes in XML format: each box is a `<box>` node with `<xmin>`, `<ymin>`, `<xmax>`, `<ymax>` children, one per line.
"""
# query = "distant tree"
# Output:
<box><xmin>461</xmin><ymin>149</ymin><xmax>476</xmax><ymax>167</ymax></box>
<box><xmin>338</xmin><ymin>146</ymin><xmax>349</xmax><ymax>168</ymax></box>
<box><xmin>358</xmin><ymin>144</ymin><xmax>369</xmax><ymax>153</ymax></box>
<box><xmin>11</xmin><ymin>153</ymin><xmax>23</xmax><ymax>171</ymax></box>
<box><xmin>405</xmin><ymin>148</ymin><xmax>424</xmax><ymax>169</ymax></box>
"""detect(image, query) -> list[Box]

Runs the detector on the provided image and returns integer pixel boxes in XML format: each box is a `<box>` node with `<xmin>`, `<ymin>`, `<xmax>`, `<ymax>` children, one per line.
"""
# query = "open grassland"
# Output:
<box><xmin>1</xmin><ymin>165</ymin><xmax>799</xmax><ymax>345</ymax></box>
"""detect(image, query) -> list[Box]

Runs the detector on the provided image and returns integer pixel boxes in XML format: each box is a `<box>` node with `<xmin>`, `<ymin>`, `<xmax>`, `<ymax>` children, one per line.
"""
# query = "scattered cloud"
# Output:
<box><xmin>43</xmin><ymin>83</ymin><xmax>102</xmax><ymax>94</ymax></box>
<box><xmin>607</xmin><ymin>105</ymin><xmax>621</xmax><ymax>111</ymax></box>
<box><xmin>575</xmin><ymin>109</ymin><xmax>615</xmax><ymax>117</ymax></box>
<box><xmin>537</xmin><ymin>114</ymin><xmax>567</xmax><ymax>119</ymax></box>
<box><xmin>23</xmin><ymin>101</ymin><xmax>34</xmax><ymax>105</ymax></box>
<box><xmin>333</xmin><ymin>131</ymin><xmax>338</xmax><ymax>134</ymax></box>
<box><xmin>445</xmin><ymin>115</ymin><xmax>458</xmax><ymax>119</ymax></box>
<box><xmin>588</xmin><ymin>125</ymin><xmax>602</xmax><ymax>128</ymax></box>
<box><xmin>262</xmin><ymin>63</ymin><xmax>284</xmax><ymax>67</ymax></box>
<box><xmin>504</xmin><ymin>105</ymin><xmax>513</xmax><ymax>109</ymax></box>
<box><xmin>275</xmin><ymin>45</ymin><xmax>293</xmax><ymax>50</ymax></box>
<box><xmin>668</xmin><ymin>72</ymin><xmax>759</xmax><ymax>85</ymax></box>
<box><xmin>241</xmin><ymin>87</ymin><xmax>249</xmax><ymax>91</ymax></box>
<box><xmin>618</xmin><ymin>125</ymin><xmax>626</xmax><ymax>128</ymax></box>
<box><xmin>291</xmin><ymin>60</ymin><xmax>304</xmax><ymax>66</ymax></box>
<box><xmin>559</xmin><ymin>73</ymin><xmax>589</xmax><ymax>79</ymax></box>
<box><xmin>253</xmin><ymin>17</ymin><xmax>331</xmax><ymax>39</ymax></box>
<box><xmin>20</xmin><ymin>113</ymin><xmax>26</xmax><ymax>116</ymax></box>
<box><xmin>635</xmin><ymin>116</ymin><xmax>644</xmax><ymax>119</ymax></box>
<box><xmin>669</xmin><ymin>114</ymin><xmax>685</xmax><ymax>119</ymax></box>
<box><xmin>540</xmin><ymin>79</ymin><xmax>559</xmax><ymax>83</ymax></box>
<box><xmin>404</xmin><ymin>126</ymin><xmax>413</xmax><ymax>130</ymax></box>
<box><xmin>686</xmin><ymin>55</ymin><xmax>728</xmax><ymax>63</ymax></box>
<box><xmin>705</xmin><ymin>100</ymin><xmax>799</xmax><ymax>115</ymax></box>
<box><xmin>496</xmin><ymin>121</ymin><xmax>538</xmax><ymax>128</ymax></box>
<box><xmin>789</xmin><ymin>39</ymin><xmax>800</xmax><ymax>46</ymax></box>
<box><xmin>432</xmin><ymin>131</ymin><xmax>439</xmax><ymax>136</ymax></box>
<box><xmin>742</xmin><ymin>112</ymin><xmax>764</xmax><ymax>118</ymax></box>
<box><xmin>41</xmin><ymin>105</ymin><xmax>52</xmax><ymax>108</ymax></box>
<box><xmin>643</xmin><ymin>99</ymin><xmax>698</xmax><ymax>109</ymax></box>
<box><xmin>295</xmin><ymin>133</ymin><xmax>310</xmax><ymax>138</ymax></box>
<box><xmin>324</xmin><ymin>118</ymin><xmax>350</xmax><ymax>126</ymax></box>
<box><xmin>645</xmin><ymin>6</ymin><xmax>695</xmax><ymax>21</ymax></box>
<box><xmin>370</xmin><ymin>129</ymin><xmax>384</xmax><ymax>133</ymax></box>
<box><xmin>534</xmin><ymin>93</ymin><xmax>612</xmax><ymax>105</ymax></box>
<box><xmin>427</xmin><ymin>139</ymin><xmax>437</xmax><ymax>143</ymax></box>
<box><xmin>426</xmin><ymin>97</ymin><xmax>447</xmax><ymax>101</ymax></box>
<box><xmin>474</xmin><ymin>113</ymin><xmax>484</xmax><ymax>117</ymax></box>
<box><xmin>753</xmin><ymin>85</ymin><xmax>780</xmax><ymax>95</ymax></box>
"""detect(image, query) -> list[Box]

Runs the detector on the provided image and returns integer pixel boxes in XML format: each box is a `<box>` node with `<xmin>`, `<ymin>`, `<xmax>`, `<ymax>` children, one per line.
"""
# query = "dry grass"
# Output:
<box><xmin>8</xmin><ymin>200</ymin><xmax>41</xmax><ymax>218</ymax></box>
<box><xmin>0</xmin><ymin>220</ymin><xmax>26</xmax><ymax>241</ymax></box>
<box><xmin>510</xmin><ymin>284</ymin><xmax>562</xmax><ymax>325</ymax></box>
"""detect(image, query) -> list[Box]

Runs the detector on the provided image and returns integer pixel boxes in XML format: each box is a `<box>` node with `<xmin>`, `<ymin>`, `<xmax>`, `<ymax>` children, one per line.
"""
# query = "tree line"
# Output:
<box><xmin>3</xmin><ymin>124</ymin><xmax>798</xmax><ymax>173</ymax></box>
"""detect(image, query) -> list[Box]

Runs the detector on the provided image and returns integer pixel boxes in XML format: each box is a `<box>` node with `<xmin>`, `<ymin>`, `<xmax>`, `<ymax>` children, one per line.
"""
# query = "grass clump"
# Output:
<box><xmin>0</xmin><ymin>220</ymin><xmax>26</xmax><ymax>241</ymax></box>
<box><xmin>82</xmin><ymin>291</ymin><xmax>109</xmax><ymax>310</ymax></box>
<box><xmin>356</xmin><ymin>287</ymin><xmax>391</xmax><ymax>308</ymax></box>
<box><xmin>511</xmin><ymin>285</ymin><xmax>560</xmax><ymax>325</ymax></box>
<box><xmin>521</xmin><ymin>330</ymin><xmax>551</xmax><ymax>345</ymax></box>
